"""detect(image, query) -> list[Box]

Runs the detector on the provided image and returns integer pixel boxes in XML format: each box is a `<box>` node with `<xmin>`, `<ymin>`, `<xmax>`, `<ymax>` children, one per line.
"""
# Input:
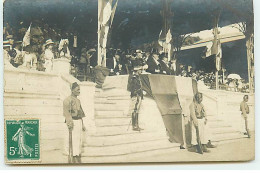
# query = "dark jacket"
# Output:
<box><xmin>90</xmin><ymin>51</ymin><xmax>97</xmax><ymax>67</ymax></box>
<box><xmin>106</xmin><ymin>57</ymin><xmax>121</xmax><ymax>73</ymax></box>
<box><xmin>159</xmin><ymin>60</ymin><xmax>173</xmax><ymax>75</ymax></box>
<box><xmin>146</xmin><ymin>57</ymin><xmax>161</xmax><ymax>74</ymax></box>
<box><xmin>129</xmin><ymin>74</ymin><xmax>143</xmax><ymax>99</ymax></box>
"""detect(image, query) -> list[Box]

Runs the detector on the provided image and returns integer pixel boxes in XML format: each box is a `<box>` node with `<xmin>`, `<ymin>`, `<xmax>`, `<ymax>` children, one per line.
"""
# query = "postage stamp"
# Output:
<box><xmin>5</xmin><ymin>119</ymin><xmax>40</xmax><ymax>162</ymax></box>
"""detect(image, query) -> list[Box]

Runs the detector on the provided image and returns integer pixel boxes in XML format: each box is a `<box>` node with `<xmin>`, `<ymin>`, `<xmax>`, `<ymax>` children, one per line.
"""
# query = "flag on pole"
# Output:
<box><xmin>22</xmin><ymin>23</ymin><xmax>31</xmax><ymax>47</ymax></box>
<box><xmin>215</xmin><ymin>40</ymin><xmax>222</xmax><ymax>71</ymax></box>
<box><xmin>203</xmin><ymin>31</ymin><xmax>221</xmax><ymax>59</ymax></box>
<box><xmin>110</xmin><ymin>0</ymin><xmax>118</xmax><ymax>27</ymax></box>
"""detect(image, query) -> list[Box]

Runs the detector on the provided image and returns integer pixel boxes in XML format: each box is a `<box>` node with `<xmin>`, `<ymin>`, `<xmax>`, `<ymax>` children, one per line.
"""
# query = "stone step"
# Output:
<box><xmin>86</xmin><ymin>132</ymin><xmax>167</xmax><ymax>147</ymax></box>
<box><xmin>41</xmin><ymin>122</ymin><xmax>67</xmax><ymax>132</ymax></box>
<box><xmin>95</xmin><ymin>90</ymin><xmax>130</xmax><ymax>96</ymax></box>
<box><xmin>4</xmin><ymin>90</ymin><xmax>60</xmax><ymax>99</ymax></box>
<box><xmin>94</xmin><ymin>100</ymin><xmax>116</xmax><ymax>104</ymax></box>
<box><xmin>95</xmin><ymin>110</ymin><xmax>125</xmax><ymax>117</ymax></box>
<box><xmin>82</xmin><ymin>138</ymin><xmax>179</xmax><ymax>157</ymax></box>
<box><xmin>4</xmin><ymin>105</ymin><xmax>62</xmax><ymax>116</ymax></box>
<box><xmin>41</xmin><ymin>138</ymin><xmax>64</xmax><ymax>151</ymax></box>
<box><xmin>4</xmin><ymin>97</ymin><xmax>62</xmax><ymax>107</ymax></box>
<box><xmin>95</xmin><ymin>124</ymin><xmax>148</xmax><ymax>135</ymax></box>
<box><xmin>41</xmin><ymin>129</ymin><xmax>66</xmax><ymax>140</ymax></box>
<box><xmin>95</xmin><ymin>118</ymin><xmax>130</xmax><ymax>127</ymax></box>
<box><xmin>95</xmin><ymin>98</ymin><xmax>130</xmax><ymax>104</ymax></box>
<box><xmin>95</xmin><ymin>104</ymin><xmax>128</xmax><ymax>111</ymax></box>
<box><xmin>107</xmin><ymin>96</ymin><xmax>130</xmax><ymax>100</ymax></box>
<box><xmin>92</xmin><ymin>129</ymin><xmax>159</xmax><ymax>137</ymax></box>
<box><xmin>5</xmin><ymin>114</ymin><xmax>64</xmax><ymax>123</ymax></box>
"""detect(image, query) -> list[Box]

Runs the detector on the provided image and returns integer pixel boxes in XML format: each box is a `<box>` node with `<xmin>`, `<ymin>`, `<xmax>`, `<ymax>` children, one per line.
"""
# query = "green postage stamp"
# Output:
<box><xmin>5</xmin><ymin>119</ymin><xmax>40</xmax><ymax>162</ymax></box>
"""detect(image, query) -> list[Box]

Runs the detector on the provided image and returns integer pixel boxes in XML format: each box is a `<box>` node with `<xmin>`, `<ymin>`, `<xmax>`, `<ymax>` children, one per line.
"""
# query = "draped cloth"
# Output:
<box><xmin>94</xmin><ymin>66</ymin><xmax>110</xmax><ymax>88</ymax></box>
<box><xmin>140</xmin><ymin>74</ymin><xmax>184</xmax><ymax>144</ymax></box>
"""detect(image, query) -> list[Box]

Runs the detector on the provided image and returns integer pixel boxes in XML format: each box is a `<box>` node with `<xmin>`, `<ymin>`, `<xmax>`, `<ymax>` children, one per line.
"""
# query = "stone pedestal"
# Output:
<box><xmin>53</xmin><ymin>58</ymin><xmax>71</xmax><ymax>74</ymax></box>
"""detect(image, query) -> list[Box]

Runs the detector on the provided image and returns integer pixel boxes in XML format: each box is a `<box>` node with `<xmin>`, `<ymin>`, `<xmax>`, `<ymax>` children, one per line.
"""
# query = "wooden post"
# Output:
<box><xmin>246</xmin><ymin>34</ymin><xmax>254</xmax><ymax>93</ymax></box>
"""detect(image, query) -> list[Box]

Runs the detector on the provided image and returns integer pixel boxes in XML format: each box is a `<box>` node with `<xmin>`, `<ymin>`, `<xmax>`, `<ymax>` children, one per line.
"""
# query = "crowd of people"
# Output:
<box><xmin>3</xmin><ymin>22</ymin><xmax>249</xmax><ymax>93</ymax></box>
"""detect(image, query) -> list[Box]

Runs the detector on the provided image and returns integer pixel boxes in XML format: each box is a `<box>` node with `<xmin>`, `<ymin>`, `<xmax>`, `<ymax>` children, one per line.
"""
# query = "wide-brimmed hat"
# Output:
<box><xmin>136</xmin><ymin>49</ymin><xmax>144</xmax><ymax>54</ymax></box>
<box><xmin>45</xmin><ymin>39</ymin><xmax>54</xmax><ymax>46</ymax></box>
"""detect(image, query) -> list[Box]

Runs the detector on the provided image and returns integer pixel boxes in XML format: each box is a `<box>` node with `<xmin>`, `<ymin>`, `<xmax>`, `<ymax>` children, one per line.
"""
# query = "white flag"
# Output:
<box><xmin>22</xmin><ymin>24</ymin><xmax>31</xmax><ymax>47</ymax></box>
<box><xmin>204</xmin><ymin>42</ymin><xmax>213</xmax><ymax>58</ymax></box>
<box><xmin>166</xmin><ymin>29</ymin><xmax>172</xmax><ymax>44</ymax></box>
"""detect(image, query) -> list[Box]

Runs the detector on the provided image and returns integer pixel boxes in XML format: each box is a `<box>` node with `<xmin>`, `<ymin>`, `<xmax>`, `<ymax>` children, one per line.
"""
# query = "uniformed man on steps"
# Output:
<box><xmin>240</xmin><ymin>95</ymin><xmax>250</xmax><ymax>138</ymax></box>
<box><xmin>128</xmin><ymin>66</ymin><xmax>144</xmax><ymax>131</ymax></box>
<box><xmin>189</xmin><ymin>92</ymin><xmax>210</xmax><ymax>153</ymax></box>
<box><xmin>63</xmin><ymin>82</ymin><xmax>86</xmax><ymax>163</ymax></box>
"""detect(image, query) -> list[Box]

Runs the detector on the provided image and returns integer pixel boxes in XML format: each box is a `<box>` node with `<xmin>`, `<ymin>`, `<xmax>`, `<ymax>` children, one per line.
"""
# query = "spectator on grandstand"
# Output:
<box><xmin>44</xmin><ymin>39</ymin><xmax>55</xmax><ymax>72</ymax></box>
<box><xmin>146</xmin><ymin>49</ymin><xmax>161</xmax><ymax>74</ymax></box>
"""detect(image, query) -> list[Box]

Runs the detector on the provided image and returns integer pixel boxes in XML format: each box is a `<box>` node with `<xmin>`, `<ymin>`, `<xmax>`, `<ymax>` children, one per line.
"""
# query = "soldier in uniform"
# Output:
<box><xmin>63</xmin><ymin>82</ymin><xmax>86</xmax><ymax>163</ymax></box>
<box><xmin>128</xmin><ymin>66</ymin><xmax>144</xmax><ymax>131</ymax></box>
<box><xmin>240</xmin><ymin>95</ymin><xmax>250</xmax><ymax>138</ymax></box>
<box><xmin>189</xmin><ymin>92</ymin><xmax>210</xmax><ymax>153</ymax></box>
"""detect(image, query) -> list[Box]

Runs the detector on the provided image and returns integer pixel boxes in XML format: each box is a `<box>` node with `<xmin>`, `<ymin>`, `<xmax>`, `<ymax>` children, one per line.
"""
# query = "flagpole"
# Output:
<box><xmin>98</xmin><ymin>0</ymin><xmax>102</xmax><ymax>67</ymax></box>
<box><xmin>214</xmin><ymin>11</ymin><xmax>220</xmax><ymax>90</ymax></box>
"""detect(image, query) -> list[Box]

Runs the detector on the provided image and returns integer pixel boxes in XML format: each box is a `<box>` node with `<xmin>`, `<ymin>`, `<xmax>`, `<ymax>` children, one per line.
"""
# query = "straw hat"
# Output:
<box><xmin>136</xmin><ymin>49</ymin><xmax>144</xmax><ymax>54</ymax></box>
<box><xmin>45</xmin><ymin>39</ymin><xmax>54</xmax><ymax>46</ymax></box>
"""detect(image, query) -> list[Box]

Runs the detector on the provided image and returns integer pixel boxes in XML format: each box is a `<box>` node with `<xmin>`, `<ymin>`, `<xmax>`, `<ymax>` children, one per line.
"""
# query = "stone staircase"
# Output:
<box><xmin>81</xmin><ymin>87</ymin><xmax>180</xmax><ymax>162</ymax></box>
<box><xmin>4</xmin><ymin>89</ymin><xmax>67</xmax><ymax>163</ymax></box>
<box><xmin>201</xmin><ymin>89</ymin><xmax>255</xmax><ymax>142</ymax></box>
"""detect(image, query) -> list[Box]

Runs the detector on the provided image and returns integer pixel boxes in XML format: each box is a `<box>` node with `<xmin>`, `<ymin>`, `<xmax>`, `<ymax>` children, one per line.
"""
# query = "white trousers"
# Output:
<box><xmin>240</xmin><ymin>114</ymin><xmax>248</xmax><ymax>133</ymax></box>
<box><xmin>64</xmin><ymin>119</ymin><xmax>83</xmax><ymax>156</ymax></box>
<box><xmin>191</xmin><ymin>118</ymin><xmax>208</xmax><ymax>145</ymax></box>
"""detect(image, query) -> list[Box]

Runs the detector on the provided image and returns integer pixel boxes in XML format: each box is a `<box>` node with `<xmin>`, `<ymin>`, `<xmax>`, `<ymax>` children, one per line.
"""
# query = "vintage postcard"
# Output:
<box><xmin>3</xmin><ymin>0</ymin><xmax>254</xmax><ymax>164</ymax></box>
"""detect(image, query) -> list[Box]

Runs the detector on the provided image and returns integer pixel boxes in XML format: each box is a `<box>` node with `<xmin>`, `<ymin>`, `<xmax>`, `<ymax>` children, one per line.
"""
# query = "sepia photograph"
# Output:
<box><xmin>2</xmin><ymin>0</ymin><xmax>255</xmax><ymax>164</ymax></box>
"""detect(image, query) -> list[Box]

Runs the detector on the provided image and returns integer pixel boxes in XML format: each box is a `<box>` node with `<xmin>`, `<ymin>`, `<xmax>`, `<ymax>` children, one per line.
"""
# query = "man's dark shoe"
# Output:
<box><xmin>196</xmin><ymin>145</ymin><xmax>204</xmax><ymax>154</ymax></box>
<box><xmin>187</xmin><ymin>146</ymin><xmax>197</xmax><ymax>152</ymax></box>
<box><xmin>206</xmin><ymin>140</ymin><xmax>217</xmax><ymax>148</ymax></box>
<box><xmin>202</xmin><ymin>144</ymin><xmax>210</xmax><ymax>153</ymax></box>
<box><xmin>180</xmin><ymin>145</ymin><xmax>185</xmax><ymax>149</ymax></box>
<box><xmin>136</xmin><ymin>127</ymin><xmax>144</xmax><ymax>131</ymax></box>
<box><xmin>133</xmin><ymin>127</ymin><xmax>143</xmax><ymax>131</ymax></box>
